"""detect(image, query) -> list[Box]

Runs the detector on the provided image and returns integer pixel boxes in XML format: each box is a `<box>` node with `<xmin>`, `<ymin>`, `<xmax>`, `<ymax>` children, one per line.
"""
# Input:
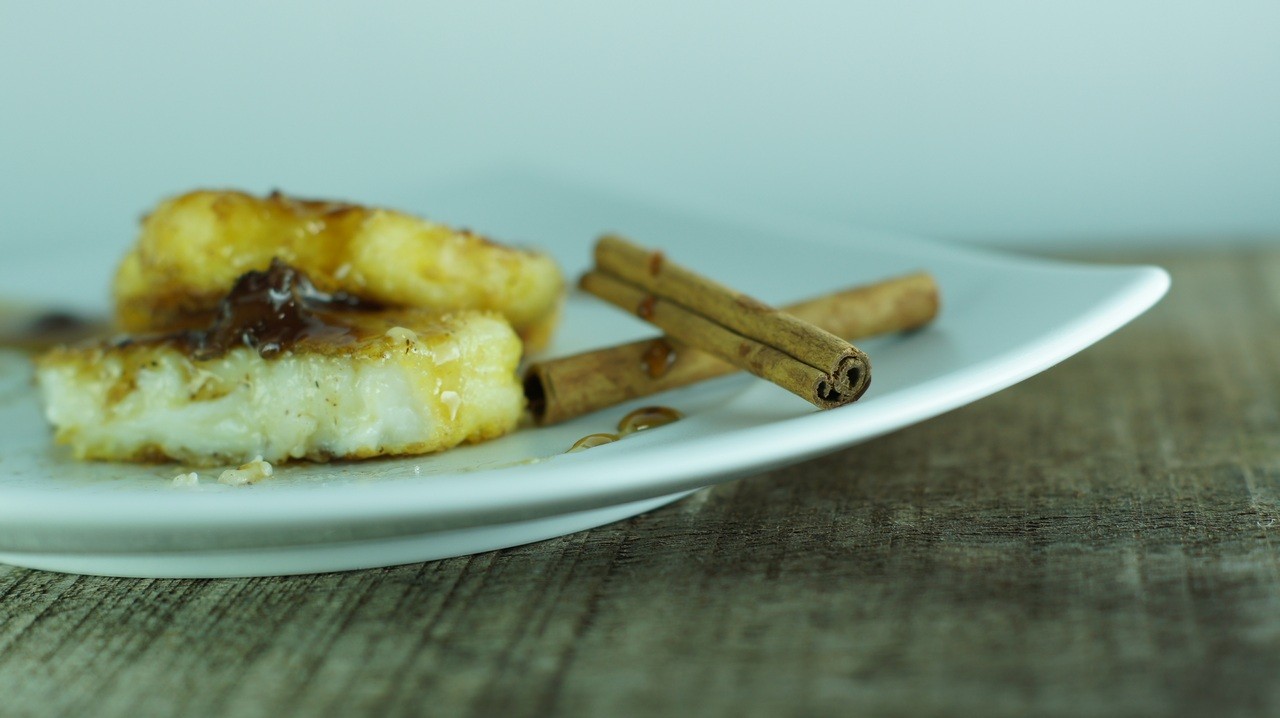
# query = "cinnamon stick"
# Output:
<box><xmin>584</xmin><ymin>236</ymin><xmax>873</xmax><ymax>409</ymax></box>
<box><xmin>595</xmin><ymin>236</ymin><xmax>868</xmax><ymax>385</ymax></box>
<box><xmin>526</xmin><ymin>271</ymin><xmax>938</xmax><ymax>425</ymax></box>
<box><xmin>582</xmin><ymin>269</ymin><xmax>848</xmax><ymax>406</ymax></box>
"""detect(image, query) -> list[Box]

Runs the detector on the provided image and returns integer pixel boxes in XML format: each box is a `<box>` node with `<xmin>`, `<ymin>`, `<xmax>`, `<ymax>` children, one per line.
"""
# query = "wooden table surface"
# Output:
<box><xmin>3</xmin><ymin>250</ymin><xmax>1279</xmax><ymax>718</ymax></box>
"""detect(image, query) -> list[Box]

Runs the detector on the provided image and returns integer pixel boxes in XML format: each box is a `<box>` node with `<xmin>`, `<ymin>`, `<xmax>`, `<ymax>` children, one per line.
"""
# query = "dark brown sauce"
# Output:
<box><xmin>125</xmin><ymin>259</ymin><xmax>381</xmax><ymax>360</ymax></box>
<box><xmin>566</xmin><ymin>406</ymin><xmax>683</xmax><ymax>453</ymax></box>
<box><xmin>641</xmin><ymin>339</ymin><xmax>677</xmax><ymax>379</ymax></box>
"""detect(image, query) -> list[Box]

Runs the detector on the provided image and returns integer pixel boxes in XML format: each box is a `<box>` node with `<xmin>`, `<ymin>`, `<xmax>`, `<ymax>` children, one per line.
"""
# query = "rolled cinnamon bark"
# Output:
<box><xmin>581</xmin><ymin>270</ymin><xmax>848</xmax><ymax>407</ymax></box>
<box><xmin>595</xmin><ymin>235</ymin><xmax>867</xmax><ymax>388</ymax></box>
<box><xmin>525</xmin><ymin>271</ymin><xmax>938</xmax><ymax>425</ymax></box>
<box><xmin>586</xmin><ymin>236</ymin><xmax>875</xmax><ymax>410</ymax></box>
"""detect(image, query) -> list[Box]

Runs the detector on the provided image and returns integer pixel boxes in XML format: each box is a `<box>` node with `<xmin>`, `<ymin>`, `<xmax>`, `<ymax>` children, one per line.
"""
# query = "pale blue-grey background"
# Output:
<box><xmin>2</xmin><ymin>1</ymin><xmax>1277</xmax><ymax>263</ymax></box>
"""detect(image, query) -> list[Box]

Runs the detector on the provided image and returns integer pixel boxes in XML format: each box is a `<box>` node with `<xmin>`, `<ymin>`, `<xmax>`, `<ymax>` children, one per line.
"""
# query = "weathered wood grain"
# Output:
<box><xmin>3</xmin><ymin>250</ymin><xmax>1280</xmax><ymax>718</ymax></box>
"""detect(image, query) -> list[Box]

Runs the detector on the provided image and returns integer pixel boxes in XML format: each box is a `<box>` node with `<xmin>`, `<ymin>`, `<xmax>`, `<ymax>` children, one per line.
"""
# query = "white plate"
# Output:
<box><xmin>0</xmin><ymin>176</ymin><xmax>1169</xmax><ymax>578</ymax></box>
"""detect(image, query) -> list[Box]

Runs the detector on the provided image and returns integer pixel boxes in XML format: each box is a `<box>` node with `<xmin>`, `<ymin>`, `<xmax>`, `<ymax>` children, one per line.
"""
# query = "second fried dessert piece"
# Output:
<box><xmin>113</xmin><ymin>189</ymin><xmax>564</xmax><ymax>349</ymax></box>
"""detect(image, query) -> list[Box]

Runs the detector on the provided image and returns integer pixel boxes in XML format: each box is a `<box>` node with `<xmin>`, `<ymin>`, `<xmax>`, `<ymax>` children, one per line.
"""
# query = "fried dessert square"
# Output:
<box><xmin>113</xmin><ymin>189</ymin><xmax>564</xmax><ymax>350</ymax></box>
<box><xmin>37</xmin><ymin>262</ymin><xmax>525</xmax><ymax>465</ymax></box>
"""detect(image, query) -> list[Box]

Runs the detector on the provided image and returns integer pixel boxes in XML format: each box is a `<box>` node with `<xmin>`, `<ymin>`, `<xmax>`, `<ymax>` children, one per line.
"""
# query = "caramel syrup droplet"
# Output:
<box><xmin>616</xmin><ymin>406</ymin><xmax>683</xmax><ymax>435</ymax></box>
<box><xmin>567</xmin><ymin>433</ymin><xmax>620</xmax><ymax>453</ymax></box>
<box><xmin>648</xmin><ymin>251</ymin><xmax>665</xmax><ymax>276</ymax></box>
<box><xmin>636</xmin><ymin>294</ymin><xmax>657</xmax><ymax>320</ymax></box>
<box><xmin>642</xmin><ymin>339</ymin><xmax>677</xmax><ymax>379</ymax></box>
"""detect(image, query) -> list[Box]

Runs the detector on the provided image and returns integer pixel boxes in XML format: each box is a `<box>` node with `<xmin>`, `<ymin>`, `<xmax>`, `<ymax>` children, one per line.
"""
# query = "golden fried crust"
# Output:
<box><xmin>113</xmin><ymin>190</ymin><xmax>564</xmax><ymax>349</ymax></box>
